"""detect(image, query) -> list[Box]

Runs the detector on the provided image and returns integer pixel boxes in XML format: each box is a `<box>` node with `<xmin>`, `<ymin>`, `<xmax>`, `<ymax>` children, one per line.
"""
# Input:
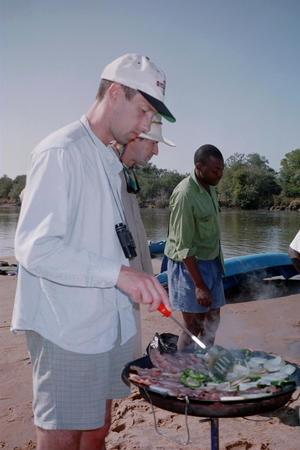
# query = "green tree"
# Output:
<box><xmin>279</xmin><ymin>149</ymin><xmax>300</xmax><ymax>197</ymax></box>
<box><xmin>136</xmin><ymin>163</ymin><xmax>186</xmax><ymax>207</ymax></box>
<box><xmin>218</xmin><ymin>153</ymin><xmax>281</xmax><ymax>208</ymax></box>
<box><xmin>225</xmin><ymin>153</ymin><xmax>247</xmax><ymax>169</ymax></box>
<box><xmin>246</xmin><ymin>153</ymin><xmax>269</xmax><ymax>168</ymax></box>
<box><xmin>231</xmin><ymin>168</ymin><xmax>260</xmax><ymax>208</ymax></box>
<box><xmin>0</xmin><ymin>175</ymin><xmax>13</xmax><ymax>199</ymax></box>
<box><xmin>8</xmin><ymin>175</ymin><xmax>26</xmax><ymax>202</ymax></box>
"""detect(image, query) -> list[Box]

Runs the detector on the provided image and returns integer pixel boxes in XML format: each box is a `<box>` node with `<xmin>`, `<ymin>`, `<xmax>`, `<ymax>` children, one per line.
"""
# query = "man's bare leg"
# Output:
<box><xmin>35</xmin><ymin>400</ymin><xmax>112</xmax><ymax>450</ymax></box>
<box><xmin>177</xmin><ymin>309</ymin><xmax>220</xmax><ymax>350</ymax></box>
<box><xmin>202</xmin><ymin>308</ymin><xmax>220</xmax><ymax>348</ymax></box>
<box><xmin>36</xmin><ymin>428</ymin><xmax>81</xmax><ymax>450</ymax></box>
<box><xmin>177</xmin><ymin>311</ymin><xmax>205</xmax><ymax>350</ymax></box>
<box><xmin>80</xmin><ymin>400</ymin><xmax>112</xmax><ymax>450</ymax></box>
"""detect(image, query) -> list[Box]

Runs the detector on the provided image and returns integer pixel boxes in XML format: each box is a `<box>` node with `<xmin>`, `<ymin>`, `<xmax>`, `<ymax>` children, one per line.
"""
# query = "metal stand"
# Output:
<box><xmin>143</xmin><ymin>388</ymin><xmax>191</xmax><ymax>446</ymax></box>
<box><xmin>210</xmin><ymin>418</ymin><xmax>219</xmax><ymax>450</ymax></box>
<box><xmin>199</xmin><ymin>418</ymin><xmax>219</xmax><ymax>450</ymax></box>
<box><xmin>143</xmin><ymin>386</ymin><xmax>220</xmax><ymax>449</ymax></box>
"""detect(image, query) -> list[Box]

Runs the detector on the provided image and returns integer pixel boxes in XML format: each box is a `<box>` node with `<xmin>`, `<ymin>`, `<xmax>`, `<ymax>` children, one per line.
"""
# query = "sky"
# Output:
<box><xmin>1</xmin><ymin>0</ymin><xmax>300</xmax><ymax>179</ymax></box>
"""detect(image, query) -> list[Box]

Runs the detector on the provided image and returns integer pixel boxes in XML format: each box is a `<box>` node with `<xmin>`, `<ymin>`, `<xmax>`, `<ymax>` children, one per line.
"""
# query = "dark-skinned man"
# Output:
<box><xmin>165</xmin><ymin>144</ymin><xmax>225</xmax><ymax>351</ymax></box>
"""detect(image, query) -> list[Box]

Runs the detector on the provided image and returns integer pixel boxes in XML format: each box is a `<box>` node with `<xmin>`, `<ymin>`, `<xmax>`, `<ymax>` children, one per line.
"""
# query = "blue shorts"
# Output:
<box><xmin>167</xmin><ymin>257</ymin><xmax>226</xmax><ymax>313</ymax></box>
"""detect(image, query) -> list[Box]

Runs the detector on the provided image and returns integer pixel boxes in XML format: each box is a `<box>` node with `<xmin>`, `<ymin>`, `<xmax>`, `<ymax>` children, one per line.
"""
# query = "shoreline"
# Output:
<box><xmin>0</xmin><ymin>202</ymin><xmax>21</xmax><ymax>208</ymax></box>
<box><xmin>0</xmin><ymin>258</ymin><xmax>299</xmax><ymax>449</ymax></box>
<box><xmin>1</xmin><ymin>201</ymin><xmax>299</xmax><ymax>212</ymax></box>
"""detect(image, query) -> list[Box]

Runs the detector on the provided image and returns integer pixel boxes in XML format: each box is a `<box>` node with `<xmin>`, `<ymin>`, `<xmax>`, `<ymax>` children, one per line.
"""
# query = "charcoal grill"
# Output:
<box><xmin>122</xmin><ymin>352</ymin><xmax>300</xmax><ymax>449</ymax></box>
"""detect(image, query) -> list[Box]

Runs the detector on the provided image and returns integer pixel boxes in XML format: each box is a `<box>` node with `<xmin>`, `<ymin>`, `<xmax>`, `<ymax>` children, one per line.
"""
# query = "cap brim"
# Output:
<box><xmin>139</xmin><ymin>132</ymin><xmax>176</xmax><ymax>147</ymax></box>
<box><xmin>138</xmin><ymin>90</ymin><xmax>176</xmax><ymax>123</ymax></box>
<box><xmin>162</xmin><ymin>137</ymin><xmax>176</xmax><ymax>147</ymax></box>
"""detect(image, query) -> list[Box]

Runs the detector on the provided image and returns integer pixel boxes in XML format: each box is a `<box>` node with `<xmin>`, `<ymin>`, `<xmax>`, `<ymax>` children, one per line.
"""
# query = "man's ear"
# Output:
<box><xmin>107</xmin><ymin>82</ymin><xmax>124</xmax><ymax>103</ymax></box>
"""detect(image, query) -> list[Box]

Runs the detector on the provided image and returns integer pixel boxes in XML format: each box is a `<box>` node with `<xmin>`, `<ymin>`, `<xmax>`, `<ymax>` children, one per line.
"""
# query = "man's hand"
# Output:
<box><xmin>183</xmin><ymin>255</ymin><xmax>212</xmax><ymax>308</ymax></box>
<box><xmin>195</xmin><ymin>285</ymin><xmax>212</xmax><ymax>307</ymax></box>
<box><xmin>116</xmin><ymin>265</ymin><xmax>171</xmax><ymax>312</ymax></box>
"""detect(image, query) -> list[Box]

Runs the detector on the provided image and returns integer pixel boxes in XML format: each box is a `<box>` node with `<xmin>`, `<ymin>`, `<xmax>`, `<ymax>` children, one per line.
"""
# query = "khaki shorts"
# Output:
<box><xmin>26</xmin><ymin>330</ymin><xmax>134</xmax><ymax>430</ymax></box>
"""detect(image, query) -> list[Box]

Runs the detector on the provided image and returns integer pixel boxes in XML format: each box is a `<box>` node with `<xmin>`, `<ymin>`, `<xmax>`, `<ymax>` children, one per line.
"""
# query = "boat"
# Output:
<box><xmin>0</xmin><ymin>261</ymin><xmax>17</xmax><ymax>276</ymax></box>
<box><xmin>153</xmin><ymin>251</ymin><xmax>298</xmax><ymax>290</ymax></box>
<box><xmin>221</xmin><ymin>253</ymin><xmax>298</xmax><ymax>290</ymax></box>
<box><xmin>149</xmin><ymin>240</ymin><xmax>167</xmax><ymax>256</ymax></box>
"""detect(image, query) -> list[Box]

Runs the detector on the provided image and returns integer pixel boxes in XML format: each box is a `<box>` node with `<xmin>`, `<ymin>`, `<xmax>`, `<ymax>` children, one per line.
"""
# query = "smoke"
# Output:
<box><xmin>217</xmin><ymin>277</ymin><xmax>300</xmax><ymax>355</ymax></box>
<box><xmin>216</xmin><ymin>308</ymin><xmax>271</xmax><ymax>351</ymax></box>
<box><xmin>225</xmin><ymin>276</ymin><xmax>300</xmax><ymax>304</ymax></box>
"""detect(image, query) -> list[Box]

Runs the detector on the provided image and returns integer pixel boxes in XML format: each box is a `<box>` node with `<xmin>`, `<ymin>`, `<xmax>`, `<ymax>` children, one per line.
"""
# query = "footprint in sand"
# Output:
<box><xmin>225</xmin><ymin>440</ymin><xmax>253</xmax><ymax>450</ymax></box>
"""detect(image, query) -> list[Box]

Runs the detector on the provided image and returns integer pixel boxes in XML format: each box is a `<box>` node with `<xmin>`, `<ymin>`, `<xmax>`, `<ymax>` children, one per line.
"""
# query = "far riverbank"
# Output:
<box><xmin>1</xmin><ymin>196</ymin><xmax>300</xmax><ymax>211</ymax></box>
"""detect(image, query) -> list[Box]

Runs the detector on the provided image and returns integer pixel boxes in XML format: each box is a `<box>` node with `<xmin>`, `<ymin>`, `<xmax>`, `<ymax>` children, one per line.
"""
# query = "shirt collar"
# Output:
<box><xmin>190</xmin><ymin>169</ymin><xmax>210</xmax><ymax>194</ymax></box>
<box><xmin>80</xmin><ymin>115</ymin><xmax>123</xmax><ymax>176</ymax></box>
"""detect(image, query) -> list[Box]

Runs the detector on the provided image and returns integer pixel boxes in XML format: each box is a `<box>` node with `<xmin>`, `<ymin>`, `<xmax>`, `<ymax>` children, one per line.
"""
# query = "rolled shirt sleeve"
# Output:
<box><xmin>166</xmin><ymin>191</ymin><xmax>196</xmax><ymax>260</ymax></box>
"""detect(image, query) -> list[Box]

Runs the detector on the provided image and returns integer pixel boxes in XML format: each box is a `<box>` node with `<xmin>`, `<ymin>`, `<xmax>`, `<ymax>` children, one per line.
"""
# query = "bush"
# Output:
<box><xmin>288</xmin><ymin>198</ymin><xmax>300</xmax><ymax>211</ymax></box>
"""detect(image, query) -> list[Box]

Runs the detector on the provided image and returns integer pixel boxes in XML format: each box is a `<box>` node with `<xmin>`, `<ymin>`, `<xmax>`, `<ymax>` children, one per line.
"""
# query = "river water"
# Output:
<box><xmin>141</xmin><ymin>208</ymin><xmax>299</xmax><ymax>258</ymax></box>
<box><xmin>0</xmin><ymin>206</ymin><xmax>20</xmax><ymax>257</ymax></box>
<box><xmin>1</xmin><ymin>206</ymin><xmax>298</xmax><ymax>258</ymax></box>
<box><xmin>140</xmin><ymin>208</ymin><xmax>300</xmax><ymax>301</ymax></box>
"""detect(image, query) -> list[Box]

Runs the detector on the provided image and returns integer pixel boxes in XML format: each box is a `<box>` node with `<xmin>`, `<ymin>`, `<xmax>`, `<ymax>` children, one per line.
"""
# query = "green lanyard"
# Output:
<box><xmin>119</xmin><ymin>145</ymin><xmax>140</xmax><ymax>193</ymax></box>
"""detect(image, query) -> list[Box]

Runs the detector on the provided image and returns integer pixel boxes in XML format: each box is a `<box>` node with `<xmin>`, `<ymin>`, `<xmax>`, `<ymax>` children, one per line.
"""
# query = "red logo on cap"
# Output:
<box><xmin>156</xmin><ymin>80</ymin><xmax>166</xmax><ymax>96</ymax></box>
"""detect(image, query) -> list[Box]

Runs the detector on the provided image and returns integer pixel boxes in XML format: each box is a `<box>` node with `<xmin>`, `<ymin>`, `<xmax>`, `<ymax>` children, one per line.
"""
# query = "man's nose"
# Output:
<box><xmin>152</xmin><ymin>143</ymin><xmax>159</xmax><ymax>155</ymax></box>
<box><xmin>140</xmin><ymin>113</ymin><xmax>153</xmax><ymax>133</ymax></box>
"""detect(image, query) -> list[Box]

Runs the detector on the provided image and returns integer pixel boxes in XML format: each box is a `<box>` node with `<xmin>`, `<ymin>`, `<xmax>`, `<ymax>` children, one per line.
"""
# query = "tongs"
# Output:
<box><xmin>157</xmin><ymin>303</ymin><xmax>234</xmax><ymax>379</ymax></box>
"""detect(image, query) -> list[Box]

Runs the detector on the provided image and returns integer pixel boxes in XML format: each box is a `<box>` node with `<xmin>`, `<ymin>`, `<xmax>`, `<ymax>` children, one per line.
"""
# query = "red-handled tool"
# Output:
<box><xmin>158</xmin><ymin>303</ymin><xmax>234</xmax><ymax>379</ymax></box>
<box><xmin>157</xmin><ymin>302</ymin><xmax>206</xmax><ymax>349</ymax></box>
<box><xmin>157</xmin><ymin>302</ymin><xmax>172</xmax><ymax>317</ymax></box>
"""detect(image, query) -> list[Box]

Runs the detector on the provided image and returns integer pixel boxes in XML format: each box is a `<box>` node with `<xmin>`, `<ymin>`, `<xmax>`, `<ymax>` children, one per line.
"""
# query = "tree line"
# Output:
<box><xmin>216</xmin><ymin>149</ymin><xmax>299</xmax><ymax>209</ymax></box>
<box><xmin>136</xmin><ymin>149</ymin><xmax>300</xmax><ymax>210</ymax></box>
<box><xmin>0</xmin><ymin>149</ymin><xmax>299</xmax><ymax>210</ymax></box>
<box><xmin>0</xmin><ymin>174</ymin><xmax>26</xmax><ymax>203</ymax></box>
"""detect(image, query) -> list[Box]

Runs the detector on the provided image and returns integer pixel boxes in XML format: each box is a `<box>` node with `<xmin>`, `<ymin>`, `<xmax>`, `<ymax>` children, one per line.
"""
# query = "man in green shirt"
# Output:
<box><xmin>165</xmin><ymin>144</ymin><xmax>225</xmax><ymax>350</ymax></box>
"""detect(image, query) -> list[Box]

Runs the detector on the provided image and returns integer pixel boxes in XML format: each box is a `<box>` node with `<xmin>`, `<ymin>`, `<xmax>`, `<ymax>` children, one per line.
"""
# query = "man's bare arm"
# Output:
<box><xmin>183</xmin><ymin>256</ymin><xmax>212</xmax><ymax>307</ymax></box>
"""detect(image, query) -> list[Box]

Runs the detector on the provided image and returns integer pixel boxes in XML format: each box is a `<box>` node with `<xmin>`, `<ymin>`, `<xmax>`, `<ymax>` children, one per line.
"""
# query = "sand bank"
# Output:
<box><xmin>0</xmin><ymin>258</ymin><xmax>299</xmax><ymax>449</ymax></box>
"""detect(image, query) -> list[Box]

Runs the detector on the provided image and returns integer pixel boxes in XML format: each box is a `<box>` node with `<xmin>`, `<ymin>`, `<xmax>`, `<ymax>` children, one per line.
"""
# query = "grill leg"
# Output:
<box><xmin>210</xmin><ymin>418</ymin><xmax>219</xmax><ymax>450</ymax></box>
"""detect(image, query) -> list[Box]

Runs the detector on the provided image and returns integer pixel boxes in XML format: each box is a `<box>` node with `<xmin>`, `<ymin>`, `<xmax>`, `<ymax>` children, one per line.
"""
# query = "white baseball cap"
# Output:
<box><xmin>139</xmin><ymin>114</ymin><xmax>176</xmax><ymax>147</ymax></box>
<box><xmin>101</xmin><ymin>53</ymin><xmax>176</xmax><ymax>123</ymax></box>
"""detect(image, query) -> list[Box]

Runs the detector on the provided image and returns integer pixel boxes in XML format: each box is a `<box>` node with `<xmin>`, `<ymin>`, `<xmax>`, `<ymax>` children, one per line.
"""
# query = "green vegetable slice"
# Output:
<box><xmin>180</xmin><ymin>369</ymin><xmax>211</xmax><ymax>389</ymax></box>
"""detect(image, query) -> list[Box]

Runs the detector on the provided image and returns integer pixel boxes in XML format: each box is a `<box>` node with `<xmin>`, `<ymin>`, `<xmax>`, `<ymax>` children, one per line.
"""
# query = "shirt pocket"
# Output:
<box><xmin>192</xmin><ymin>199</ymin><xmax>215</xmax><ymax>221</ymax></box>
<box><xmin>193</xmin><ymin>205</ymin><xmax>218</xmax><ymax>241</ymax></box>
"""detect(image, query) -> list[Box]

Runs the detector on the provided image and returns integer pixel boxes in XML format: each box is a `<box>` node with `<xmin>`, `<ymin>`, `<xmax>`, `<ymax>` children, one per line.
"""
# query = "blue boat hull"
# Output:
<box><xmin>154</xmin><ymin>251</ymin><xmax>298</xmax><ymax>290</ymax></box>
<box><xmin>149</xmin><ymin>240</ymin><xmax>167</xmax><ymax>255</ymax></box>
<box><xmin>222</xmin><ymin>253</ymin><xmax>297</xmax><ymax>290</ymax></box>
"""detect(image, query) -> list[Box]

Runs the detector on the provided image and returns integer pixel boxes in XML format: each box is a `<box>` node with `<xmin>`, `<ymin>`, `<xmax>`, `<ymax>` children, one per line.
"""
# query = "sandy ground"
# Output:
<box><xmin>0</xmin><ymin>257</ymin><xmax>300</xmax><ymax>450</ymax></box>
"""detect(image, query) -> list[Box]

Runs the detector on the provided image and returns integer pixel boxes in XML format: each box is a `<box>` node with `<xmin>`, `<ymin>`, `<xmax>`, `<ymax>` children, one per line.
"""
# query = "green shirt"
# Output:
<box><xmin>165</xmin><ymin>170</ymin><xmax>225</xmax><ymax>273</ymax></box>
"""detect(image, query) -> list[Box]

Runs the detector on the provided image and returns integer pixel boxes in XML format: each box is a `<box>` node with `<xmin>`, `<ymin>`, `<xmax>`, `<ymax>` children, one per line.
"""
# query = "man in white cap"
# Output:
<box><xmin>11</xmin><ymin>54</ymin><xmax>174</xmax><ymax>449</ymax></box>
<box><xmin>111</xmin><ymin>114</ymin><xmax>175</xmax><ymax>359</ymax></box>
